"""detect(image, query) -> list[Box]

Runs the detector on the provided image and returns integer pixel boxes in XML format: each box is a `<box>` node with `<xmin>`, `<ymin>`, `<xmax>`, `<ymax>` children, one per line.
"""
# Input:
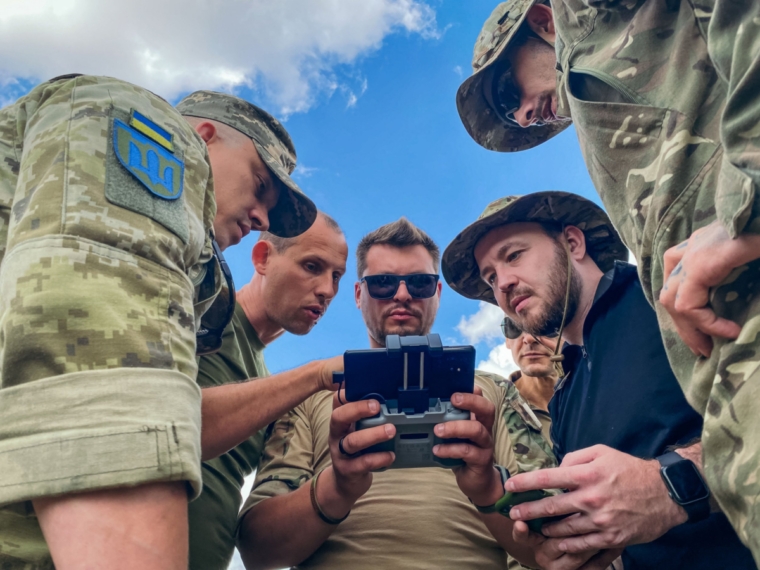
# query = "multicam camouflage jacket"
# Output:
<box><xmin>551</xmin><ymin>0</ymin><xmax>760</xmax><ymax>409</ymax></box>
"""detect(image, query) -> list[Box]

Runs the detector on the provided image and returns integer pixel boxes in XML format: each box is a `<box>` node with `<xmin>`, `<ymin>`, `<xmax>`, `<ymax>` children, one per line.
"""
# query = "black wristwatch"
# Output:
<box><xmin>472</xmin><ymin>465</ymin><xmax>510</xmax><ymax>514</ymax></box>
<box><xmin>656</xmin><ymin>451</ymin><xmax>710</xmax><ymax>523</ymax></box>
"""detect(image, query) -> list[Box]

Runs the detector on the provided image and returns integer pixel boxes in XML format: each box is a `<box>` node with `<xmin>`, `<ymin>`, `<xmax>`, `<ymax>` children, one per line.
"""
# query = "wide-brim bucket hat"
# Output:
<box><xmin>456</xmin><ymin>0</ymin><xmax>571</xmax><ymax>153</ymax></box>
<box><xmin>442</xmin><ymin>191</ymin><xmax>628</xmax><ymax>304</ymax></box>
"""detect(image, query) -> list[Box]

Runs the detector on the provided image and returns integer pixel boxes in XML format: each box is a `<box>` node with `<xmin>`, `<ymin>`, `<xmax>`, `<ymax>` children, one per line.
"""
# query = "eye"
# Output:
<box><xmin>333</xmin><ymin>272</ymin><xmax>342</xmax><ymax>283</ymax></box>
<box><xmin>304</xmin><ymin>262</ymin><xmax>319</xmax><ymax>273</ymax></box>
<box><xmin>507</xmin><ymin>250</ymin><xmax>523</xmax><ymax>263</ymax></box>
<box><xmin>484</xmin><ymin>273</ymin><xmax>496</xmax><ymax>287</ymax></box>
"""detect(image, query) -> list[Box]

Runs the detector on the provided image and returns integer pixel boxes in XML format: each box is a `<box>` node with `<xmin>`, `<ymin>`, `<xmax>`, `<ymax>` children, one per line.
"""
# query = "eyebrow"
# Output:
<box><xmin>478</xmin><ymin>238</ymin><xmax>529</xmax><ymax>279</ymax></box>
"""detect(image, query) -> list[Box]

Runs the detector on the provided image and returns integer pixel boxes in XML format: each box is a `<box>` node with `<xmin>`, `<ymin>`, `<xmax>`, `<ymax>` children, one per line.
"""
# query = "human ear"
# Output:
<box><xmin>252</xmin><ymin>241</ymin><xmax>271</xmax><ymax>275</ymax></box>
<box><xmin>564</xmin><ymin>226</ymin><xmax>588</xmax><ymax>261</ymax></box>
<box><xmin>525</xmin><ymin>4</ymin><xmax>556</xmax><ymax>44</ymax></box>
<box><xmin>354</xmin><ymin>281</ymin><xmax>362</xmax><ymax>309</ymax></box>
<box><xmin>194</xmin><ymin>120</ymin><xmax>219</xmax><ymax>145</ymax></box>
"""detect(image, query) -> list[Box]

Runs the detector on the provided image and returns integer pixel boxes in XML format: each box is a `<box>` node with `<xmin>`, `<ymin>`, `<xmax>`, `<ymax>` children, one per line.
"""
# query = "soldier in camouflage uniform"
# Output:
<box><xmin>0</xmin><ymin>75</ymin><xmax>316</xmax><ymax>569</ymax></box>
<box><xmin>457</xmin><ymin>0</ymin><xmax>760</xmax><ymax>561</ymax></box>
<box><xmin>236</xmin><ymin>218</ymin><xmax>556</xmax><ymax>570</ymax></box>
<box><xmin>443</xmin><ymin>191</ymin><xmax>754</xmax><ymax>569</ymax></box>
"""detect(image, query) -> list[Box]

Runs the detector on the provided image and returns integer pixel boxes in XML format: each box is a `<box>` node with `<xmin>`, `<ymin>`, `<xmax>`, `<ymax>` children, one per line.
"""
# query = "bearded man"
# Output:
<box><xmin>443</xmin><ymin>192</ymin><xmax>754</xmax><ymax>570</ymax></box>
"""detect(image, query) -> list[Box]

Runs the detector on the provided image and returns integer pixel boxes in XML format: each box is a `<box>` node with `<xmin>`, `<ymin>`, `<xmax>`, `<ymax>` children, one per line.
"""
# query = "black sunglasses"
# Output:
<box><xmin>360</xmin><ymin>273</ymin><xmax>439</xmax><ymax>300</ymax></box>
<box><xmin>501</xmin><ymin>316</ymin><xmax>523</xmax><ymax>340</ymax></box>
<box><xmin>196</xmin><ymin>241</ymin><xmax>236</xmax><ymax>356</ymax></box>
<box><xmin>491</xmin><ymin>61</ymin><xmax>520</xmax><ymax>126</ymax></box>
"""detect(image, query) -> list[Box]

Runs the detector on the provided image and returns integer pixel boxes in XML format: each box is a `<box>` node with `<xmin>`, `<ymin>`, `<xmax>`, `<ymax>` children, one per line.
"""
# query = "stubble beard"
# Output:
<box><xmin>367</xmin><ymin>304</ymin><xmax>435</xmax><ymax>347</ymax></box>
<box><xmin>517</xmin><ymin>242</ymin><xmax>582</xmax><ymax>338</ymax></box>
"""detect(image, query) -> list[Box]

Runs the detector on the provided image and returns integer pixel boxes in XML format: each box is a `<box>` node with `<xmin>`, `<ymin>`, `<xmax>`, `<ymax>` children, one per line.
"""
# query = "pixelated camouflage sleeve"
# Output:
<box><xmin>704</xmin><ymin>0</ymin><xmax>760</xmax><ymax>237</ymax></box>
<box><xmin>0</xmin><ymin>75</ymin><xmax>215</xmax><ymax>505</ymax></box>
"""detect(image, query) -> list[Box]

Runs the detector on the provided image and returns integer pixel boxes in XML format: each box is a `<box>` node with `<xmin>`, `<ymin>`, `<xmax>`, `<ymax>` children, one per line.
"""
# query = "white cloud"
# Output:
<box><xmin>0</xmin><ymin>0</ymin><xmax>437</xmax><ymax>113</ymax></box>
<box><xmin>293</xmin><ymin>163</ymin><xmax>319</xmax><ymax>179</ymax></box>
<box><xmin>453</xmin><ymin>65</ymin><xmax>463</xmax><ymax>77</ymax></box>
<box><xmin>477</xmin><ymin>344</ymin><xmax>518</xmax><ymax>379</ymax></box>
<box><xmin>456</xmin><ymin>301</ymin><xmax>504</xmax><ymax>346</ymax></box>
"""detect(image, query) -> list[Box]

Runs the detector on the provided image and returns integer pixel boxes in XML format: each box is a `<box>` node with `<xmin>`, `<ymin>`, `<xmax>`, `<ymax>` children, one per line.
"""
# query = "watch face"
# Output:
<box><xmin>662</xmin><ymin>460</ymin><xmax>710</xmax><ymax>504</ymax></box>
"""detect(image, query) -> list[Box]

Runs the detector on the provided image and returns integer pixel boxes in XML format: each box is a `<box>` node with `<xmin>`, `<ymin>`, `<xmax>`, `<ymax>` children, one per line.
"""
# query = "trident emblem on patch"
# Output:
<box><xmin>113</xmin><ymin>117</ymin><xmax>184</xmax><ymax>200</ymax></box>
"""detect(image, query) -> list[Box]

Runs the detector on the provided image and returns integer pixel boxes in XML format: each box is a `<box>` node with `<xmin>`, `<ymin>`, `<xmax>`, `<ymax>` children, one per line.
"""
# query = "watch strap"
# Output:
<box><xmin>656</xmin><ymin>451</ymin><xmax>710</xmax><ymax>524</ymax></box>
<box><xmin>473</xmin><ymin>465</ymin><xmax>510</xmax><ymax>514</ymax></box>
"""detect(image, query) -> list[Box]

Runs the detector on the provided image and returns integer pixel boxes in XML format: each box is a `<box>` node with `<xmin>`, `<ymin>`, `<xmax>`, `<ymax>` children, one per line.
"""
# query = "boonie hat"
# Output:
<box><xmin>442</xmin><ymin>191</ymin><xmax>627</xmax><ymax>304</ymax></box>
<box><xmin>177</xmin><ymin>91</ymin><xmax>316</xmax><ymax>238</ymax></box>
<box><xmin>456</xmin><ymin>0</ymin><xmax>570</xmax><ymax>153</ymax></box>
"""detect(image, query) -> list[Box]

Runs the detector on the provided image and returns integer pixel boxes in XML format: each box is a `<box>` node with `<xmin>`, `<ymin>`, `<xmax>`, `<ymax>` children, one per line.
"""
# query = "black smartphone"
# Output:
<box><xmin>341</xmin><ymin>341</ymin><xmax>475</xmax><ymax>403</ymax></box>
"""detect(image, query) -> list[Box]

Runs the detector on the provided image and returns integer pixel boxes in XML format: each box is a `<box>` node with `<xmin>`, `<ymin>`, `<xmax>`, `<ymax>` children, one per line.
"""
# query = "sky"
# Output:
<box><xmin>0</xmin><ymin>2</ymin><xmax>612</xmax><ymax>567</ymax></box>
<box><xmin>0</xmin><ymin>0</ymin><xmax>609</xmax><ymax>380</ymax></box>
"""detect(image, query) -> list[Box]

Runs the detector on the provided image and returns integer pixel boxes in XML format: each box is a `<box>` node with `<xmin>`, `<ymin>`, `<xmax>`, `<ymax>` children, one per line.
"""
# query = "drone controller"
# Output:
<box><xmin>333</xmin><ymin>334</ymin><xmax>475</xmax><ymax>470</ymax></box>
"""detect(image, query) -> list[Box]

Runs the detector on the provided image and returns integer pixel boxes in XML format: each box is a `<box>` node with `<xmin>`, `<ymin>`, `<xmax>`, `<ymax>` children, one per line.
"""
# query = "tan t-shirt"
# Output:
<box><xmin>240</xmin><ymin>372</ymin><xmax>555</xmax><ymax>569</ymax></box>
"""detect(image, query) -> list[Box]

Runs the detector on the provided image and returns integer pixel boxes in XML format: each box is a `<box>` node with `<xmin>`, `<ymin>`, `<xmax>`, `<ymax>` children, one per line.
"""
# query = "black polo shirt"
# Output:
<box><xmin>549</xmin><ymin>262</ymin><xmax>754</xmax><ymax>569</ymax></box>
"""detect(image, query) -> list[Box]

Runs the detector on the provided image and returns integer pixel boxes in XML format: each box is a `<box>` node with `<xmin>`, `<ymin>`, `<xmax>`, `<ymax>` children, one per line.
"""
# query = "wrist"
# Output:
<box><xmin>317</xmin><ymin>467</ymin><xmax>360</xmax><ymax>518</ymax></box>
<box><xmin>470</xmin><ymin>467</ymin><xmax>507</xmax><ymax>509</ymax></box>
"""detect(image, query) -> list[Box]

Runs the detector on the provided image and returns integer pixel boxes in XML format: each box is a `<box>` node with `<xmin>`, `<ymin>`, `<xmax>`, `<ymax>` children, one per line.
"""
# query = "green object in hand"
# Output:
<box><xmin>495</xmin><ymin>490</ymin><xmax>562</xmax><ymax>535</ymax></box>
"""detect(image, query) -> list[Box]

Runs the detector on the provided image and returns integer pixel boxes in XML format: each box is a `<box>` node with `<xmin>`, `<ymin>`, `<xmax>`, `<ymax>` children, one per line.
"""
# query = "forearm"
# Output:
<box><xmin>35</xmin><ymin>482</ymin><xmax>188</xmax><ymax>570</ymax></box>
<box><xmin>237</xmin><ymin>467</ymin><xmax>354</xmax><ymax>569</ymax></box>
<box><xmin>480</xmin><ymin>513</ymin><xmax>538</xmax><ymax>568</ymax></box>
<box><xmin>673</xmin><ymin>441</ymin><xmax>721</xmax><ymax>513</ymax></box>
<box><xmin>473</xmin><ymin>471</ymin><xmax>538</xmax><ymax>567</ymax></box>
<box><xmin>673</xmin><ymin>441</ymin><xmax>702</xmax><ymax>473</ymax></box>
<box><xmin>201</xmin><ymin>360</ymin><xmax>323</xmax><ymax>460</ymax></box>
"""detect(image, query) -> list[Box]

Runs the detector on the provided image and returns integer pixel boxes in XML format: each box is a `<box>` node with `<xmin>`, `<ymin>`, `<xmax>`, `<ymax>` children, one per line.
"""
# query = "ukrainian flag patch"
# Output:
<box><xmin>129</xmin><ymin>109</ymin><xmax>175</xmax><ymax>152</ymax></box>
<box><xmin>113</xmin><ymin>118</ymin><xmax>184</xmax><ymax>200</ymax></box>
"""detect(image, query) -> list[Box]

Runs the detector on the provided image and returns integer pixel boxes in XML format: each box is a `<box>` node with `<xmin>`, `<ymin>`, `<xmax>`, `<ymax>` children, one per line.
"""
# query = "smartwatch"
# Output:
<box><xmin>472</xmin><ymin>465</ymin><xmax>510</xmax><ymax>514</ymax></box>
<box><xmin>656</xmin><ymin>451</ymin><xmax>710</xmax><ymax>523</ymax></box>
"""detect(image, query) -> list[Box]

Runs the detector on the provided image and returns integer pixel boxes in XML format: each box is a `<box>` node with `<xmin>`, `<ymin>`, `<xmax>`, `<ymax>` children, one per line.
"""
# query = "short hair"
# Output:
<box><xmin>183</xmin><ymin>116</ymin><xmax>250</xmax><ymax>148</ymax></box>
<box><xmin>356</xmin><ymin>217</ymin><xmax>440</xmax><ymax>278</ymax></box>
<box><xmin>258</xmin><ymin>211</ymin><xmax>343</xmax><ymax>253</ymax></box>
<box><xmin>505</xmin><ymin>1</ymin><xmax>553</xmax><ymax>57</ymax></box>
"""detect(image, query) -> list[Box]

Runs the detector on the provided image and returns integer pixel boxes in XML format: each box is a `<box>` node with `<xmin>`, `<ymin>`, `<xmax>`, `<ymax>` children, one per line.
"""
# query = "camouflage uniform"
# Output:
<box><xmin>458</xmin><ymin>0</ymin><xmax>760</xmax><ymax>556</ymax></box>
<box><xmin>238</xmin><ymin>373</ymin><xmax>556</xmax><ymax>570</ymax></box>
<box><xmin>0</xmin><ymin>75</ymin><xmax>314</xmax><ymax>568</ymax></box>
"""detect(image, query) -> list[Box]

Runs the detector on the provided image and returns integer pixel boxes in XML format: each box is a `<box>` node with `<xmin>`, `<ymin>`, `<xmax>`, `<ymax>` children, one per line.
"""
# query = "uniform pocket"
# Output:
<box><xmin>566</xmin><ymin>70</ymin><xmax>719</xmax><ymax>297</ymax></box>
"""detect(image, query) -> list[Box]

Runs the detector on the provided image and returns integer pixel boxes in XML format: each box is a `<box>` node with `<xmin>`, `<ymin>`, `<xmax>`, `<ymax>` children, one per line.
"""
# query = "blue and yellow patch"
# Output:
<box><xmin>113</xmin><ymin>118</ymin><xmax>184</xmax><ymax>200</ymax></box>
<box><xmin>129</xmin><ymin>109</ymin><xmax>175</xmax><ymax>152</ymax></box>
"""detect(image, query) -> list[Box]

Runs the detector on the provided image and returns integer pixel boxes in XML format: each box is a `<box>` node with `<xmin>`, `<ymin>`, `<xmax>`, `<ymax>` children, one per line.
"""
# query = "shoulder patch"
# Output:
<box><xmin>113</xmin><ymin>117</ymin><xmax>183</xmax><ymax>200</ymax></box>
<box><xmin>105</xmin><ymin>109</ymin><xmax>189</xmax><ymax>243</ymax></box>
<box><xmin>129</xmin><ymin>109</ymin><xmax>175</xmax><ymax>152</ymax></box>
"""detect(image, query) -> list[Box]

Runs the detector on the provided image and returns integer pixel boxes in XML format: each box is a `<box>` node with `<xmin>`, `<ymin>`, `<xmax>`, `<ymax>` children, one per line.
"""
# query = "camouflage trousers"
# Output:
<box><xmin>657</xmin><ymin>258</ymin><xmax>760</xmax><ymax>562</ymax></box>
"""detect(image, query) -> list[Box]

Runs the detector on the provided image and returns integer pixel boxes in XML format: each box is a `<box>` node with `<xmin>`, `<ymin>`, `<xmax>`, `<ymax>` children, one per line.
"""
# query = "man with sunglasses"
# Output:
<box><xmin>443</xmin><ymin>191</ymin><xmax>754</xmax><ymax>570</ymax></box>
<box><xmin>0</xmin><ymin>77</ymin><xmax>324</xmax><ymax>570</ymax></box>
<box><xmin>501</xmin><ymin>320</ymin><xmax>559</xmax><ymax>424</ymax></box>
<box><xmin>459</xmin><ymin>1</ymin><xmax>760</xmax><ymax>559</ymax></box>
<box><xmin>236</xmin><ymin>217</ymin><xmax>556</xmax><ymax>570</ymax></box>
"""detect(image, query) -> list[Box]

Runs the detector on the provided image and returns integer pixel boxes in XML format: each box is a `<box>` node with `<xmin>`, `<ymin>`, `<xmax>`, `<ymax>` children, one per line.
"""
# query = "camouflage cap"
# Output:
<box><xmin>442</xmin><ymin>191</ymin><xmax>627</xmax><ymax>304</ymax></box>
<box><xmin>456</xmin><ymin>0</ymin><xmax>570</xmax><ymax>153</ymax></box>
<box><xmin>176</xmin><ymin>91</ymin><xmax>316</xmax><ymax>238</ymax></box>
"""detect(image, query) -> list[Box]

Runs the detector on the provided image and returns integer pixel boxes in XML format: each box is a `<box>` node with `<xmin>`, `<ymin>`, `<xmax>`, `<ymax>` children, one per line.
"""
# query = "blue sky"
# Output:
<box><xmin>0</xmin><ymin>0</ymin><xmax>601</xmax><ymax>377</ymax></box>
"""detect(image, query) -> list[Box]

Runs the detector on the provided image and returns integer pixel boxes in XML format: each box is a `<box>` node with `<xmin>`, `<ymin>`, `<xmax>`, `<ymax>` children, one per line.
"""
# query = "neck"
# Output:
<box><xmin>515</xmin><ymin>372</ymin><xmax>557</xmax><ymax>412</ymax></box>
<box><xmin>562</xmin><ymin>265</ymin><xmax>604</xmax><ymax>346</ymax></box>
<box><xmin>237</xmin><ymin>277</ymin><xmax>285</xmax><ymax>346</ymax></box>
<box><xmin>368</xmin><ymin>333</ymin><xmax>384</xmax><ymax>349</ymax></box>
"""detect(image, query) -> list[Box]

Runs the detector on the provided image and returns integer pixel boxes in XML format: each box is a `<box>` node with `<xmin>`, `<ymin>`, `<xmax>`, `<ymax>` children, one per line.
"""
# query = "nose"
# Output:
<box><xmin>513</xmin><ymin>98</ymin><xmax>537</xmax><ymax>128</ymax></box>
<box><xmin>495</xmin><ymin>267</ymin><xmax>519</xmax><ymax>294</ymax></box>
<box><xmin>393</xmin><ymin>280</ymin><xmax>412</xmax><ymax>303</ymax></box>
<box><xmin>315</xmin><ymin>274</ymin><xmax>336</xmax><ymax>302</ymax></box>
<box><xmin>249</xmin><ymin>207</ymin><xmax>270</xmax><ymax>232</ymax></box>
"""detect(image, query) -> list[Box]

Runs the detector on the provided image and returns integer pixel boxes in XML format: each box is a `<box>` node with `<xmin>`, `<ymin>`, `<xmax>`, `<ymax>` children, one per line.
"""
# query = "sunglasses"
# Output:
<box><xmin>501</xmin><ymin>316</ymin><xmax>523</xmax><ymax>340</ymax></box>
<box><xmin>491</xmin><ymin>61</ymin><xmax>520</xmax><ymax>126</ymax></box>
<box><xmin>196</xmin><ymin>241</ymin><xmax>237</xmax><ymax>356</ymax></box>
<box><xmin>360</xmin><ymin>273</ymin><xmax>439</xmax><ymax>300</ymax></box>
